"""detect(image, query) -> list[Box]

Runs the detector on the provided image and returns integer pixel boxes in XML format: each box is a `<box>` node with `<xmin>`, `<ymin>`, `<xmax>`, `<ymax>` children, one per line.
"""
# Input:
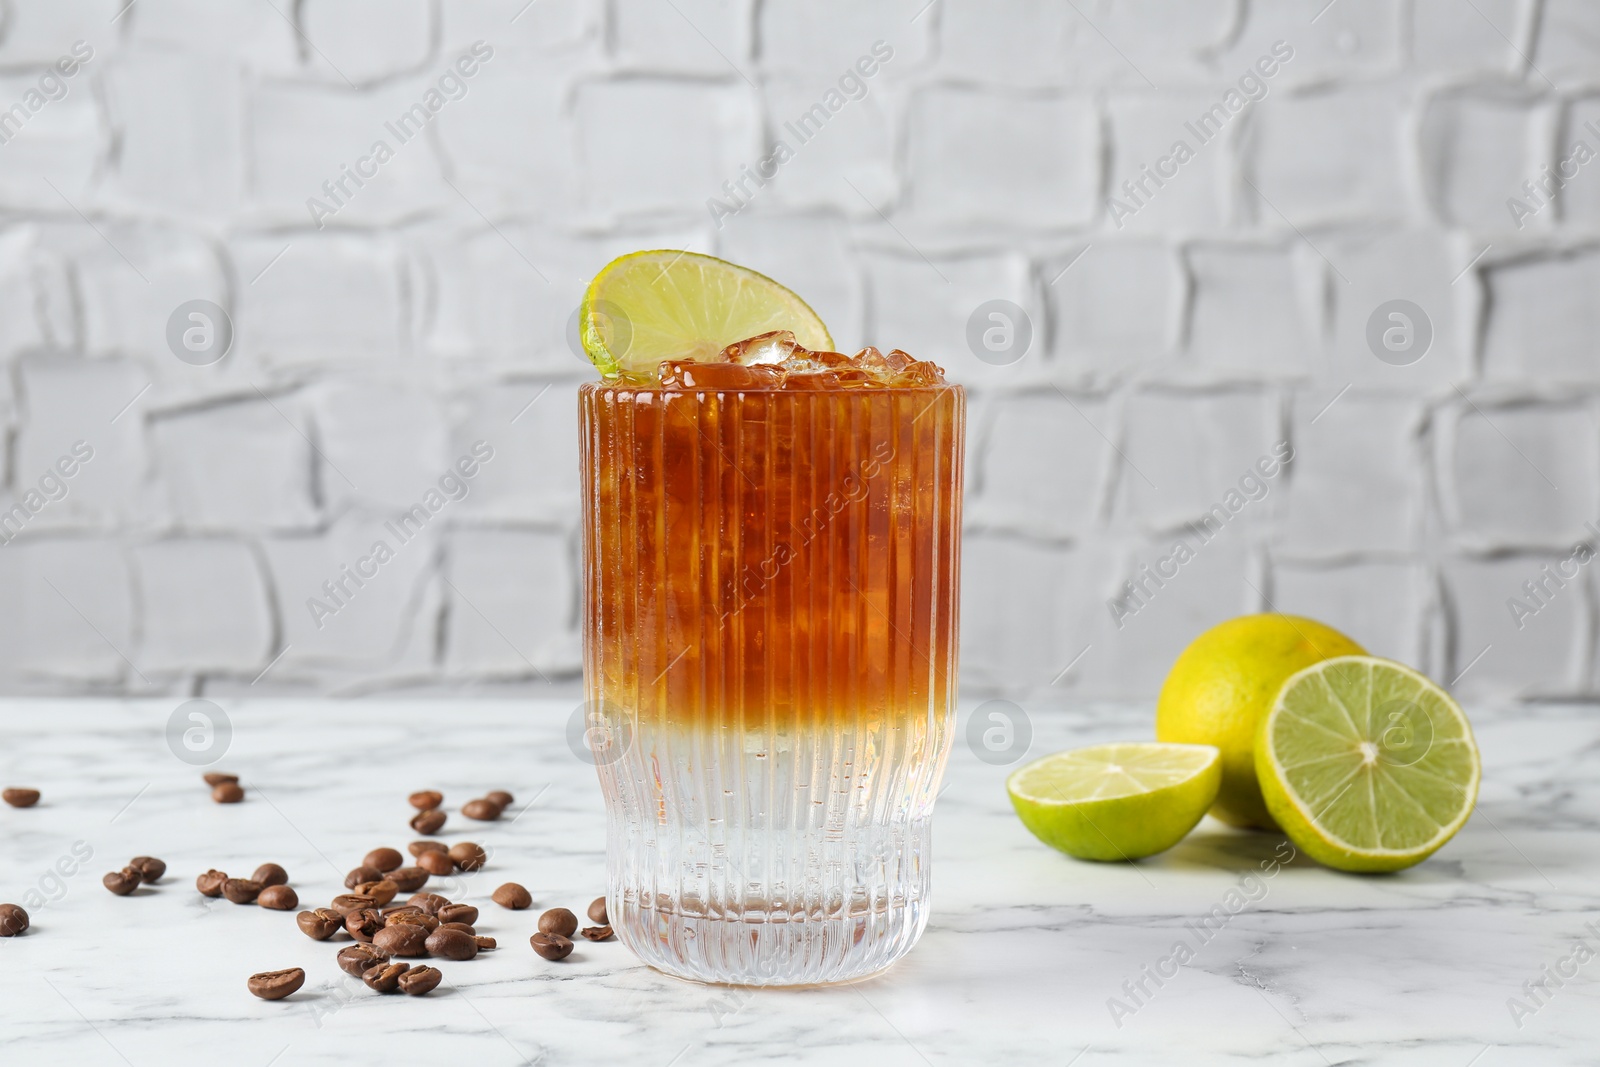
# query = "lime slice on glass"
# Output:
<box><xmin>579</xmin><ymin>250</ymin><xmax>833</xmax><ymax>377</ymax></box>
<box><xmin>1256</xmin><ymin>656</ymin><xmax>1480</xmax><ymax>873</ymax></box>
<box><xmin>1007</xmin><ymin>742</ymin><xmax>1221</xmax><ymax>861</ymax></box>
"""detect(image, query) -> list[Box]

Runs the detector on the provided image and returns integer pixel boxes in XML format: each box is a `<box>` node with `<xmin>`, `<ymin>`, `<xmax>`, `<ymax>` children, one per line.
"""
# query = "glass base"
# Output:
<box><xmin>613</xmin><ymin>893</ymin><xmax>931</xmax><ymax>987</ymax></box>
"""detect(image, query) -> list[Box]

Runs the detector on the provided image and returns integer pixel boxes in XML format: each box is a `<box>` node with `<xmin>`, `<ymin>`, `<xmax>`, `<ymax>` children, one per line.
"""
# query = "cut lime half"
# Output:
<box><xmin>579</xmin><ymin>250</ymin><xmax>833</xmax><ymax>377</ymax></box>
<box><xmin>1256</xmin><ymin>656</ymin><xmax>1480</xmax><ymax>873</ymax></box>
<box><xmin>1007</xmin><ymin>742</ymin><xmax>1222</xmax><ymax>861</ymax></box>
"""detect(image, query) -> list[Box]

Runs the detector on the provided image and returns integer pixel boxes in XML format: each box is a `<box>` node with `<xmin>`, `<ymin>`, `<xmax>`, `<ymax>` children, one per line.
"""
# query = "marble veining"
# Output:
<box><xmin>0</xmin><ymin>699</ymin><xmax>1595</xmax><ymax>1065</ymax></box>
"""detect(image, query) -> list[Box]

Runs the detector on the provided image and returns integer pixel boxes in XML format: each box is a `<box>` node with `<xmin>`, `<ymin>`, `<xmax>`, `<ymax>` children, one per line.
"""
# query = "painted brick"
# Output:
<box><xmin>233</xmin><ymin>233</ymin><xmax>407</xmax><ymax>365</ymax></box>
<box><xmin>133</xmin><ymin>539</ymin><xmax>273</xmax><ymax>673</ymax></box>
<box><xmin>716</xmin><ymin>216</ymin><xmax>860</xmax><ymax>350</ymax></box>
<box><xmin>758</xmin><ymin>73</ymin><xmax>897</xmax><ymax>215</ymax></box>
<box><xmin>128</xmin><ymin>0</ymin><xmax>300</xmax><ymax>73</ymax></box>
<box><xmin>1444</xmin><ymin>555</ymin><xmax>1587</xmax><ymax>697</ymax></box>
<box><xmin>0</xmin><ymin>1</ymin><xmax>119</xmax><ymax>64</ymax></box>
<box><xmin>1106</xmin><ymin>94</ymin><xmax>1230</xmax><ymax>232</ymax></box>
<box><xmin>612</xmin><ymin>0</ymin><xmax>750</xmax><ymax>77</ymax></box>
<box><xmin>906</xmin><ymin>87</ymin><xmax>1098</xmax><ymax>228</ymax></box>
<box><xmin>1048</xmin><ymin>241</ymin><xmax>1180</xmax><ymax>377</ymax></box>
<box><xmin>1283</xmin><ymin>394</ymin><xmax>1422</xmax><ymax>555</ymax></box>
<box><xmin>1219</xmin><ymin>1</ymin><xmax>1401</xmax><ymax>84</ymax></box>
<box><xmin>13</xmin><ymin>356</ymin><xmax>148</xmax><ymax>528</ymax></box>
<box><xmin>0</xmin><ymin>538</ymin><xmax>133</xmax><ymax>683</ymax></box>
<box><xmin>1419</xmin><ymin>92</ymin><xmax>1543</xmax><ymax>230</ymax></box>
<box><xmin>1271</xmin><ymin>560</ymin><xmax>1427</xmax><ymax>667</ymax></box>
<box><xmin>299</xmin><ymin>0</ymin><xmax>434</xmax><ymax>85</ymax></box>
<box><xmin>307</xmin><ymin>380</ymin><xmax>448</xmax><ymax>512</ymax></box>
<box><xmin>757</xmin><ymin>1</ymin><xmax>931</xmax><ymax>75</ymax></box>
<box><xmin>444</xmin><ymin>528</ymin><xmax>576</xmax><ymax>674</ymax></box>
<box><xmin>1115</xmin><ymin>389</ymin><xmax>1277</xmax><ymax>530</ymax></box>
<box><xmin>1247</xmin><ymin>86</ymin><xmax>1409</xmax><ymax>223</ymax></box>
<box><xmin>1411</xmin><ymin>0</ymin><xmax>1525</xmax><ymax>74</ymax></box>
<box><xmin>1482</xmin><ymin>251</ymin><xmax>1600</xmax><ymax>384</ymax></box>
<box><xmin>452</xmin><ymin>383</ymin><xmax>580</xmax><ymax>524</ymax></box>
<box><xmin>972</xmin><ymin>392</ymin><xmax>1108</xmax><ymax>537</ymax></box>
<box><xmin>103</xmin><ymin>49</ymin><xmax>242</xmax><ymax>216</ymax></box>
<box><xmin>1445</xmin><ymin>402</ymin><xmax>1600</xmax><ymax>547</ymax></box>
<box><xmin>1184</xmin><ymin>244</ymin><xmax>1321</xmax><ymax>378</ymax></box>
<box><xmin>152</xmin><ymin>397</ymin><xmax>319</xmax><ymax>530</ymax></box>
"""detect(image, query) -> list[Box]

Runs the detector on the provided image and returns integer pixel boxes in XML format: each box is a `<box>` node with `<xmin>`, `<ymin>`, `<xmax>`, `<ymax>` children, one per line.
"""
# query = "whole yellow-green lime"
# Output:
<box><xmin>1155</xmin><ymin>614</ymin><xmax>1364</xmax><ymax>829</ymax></box>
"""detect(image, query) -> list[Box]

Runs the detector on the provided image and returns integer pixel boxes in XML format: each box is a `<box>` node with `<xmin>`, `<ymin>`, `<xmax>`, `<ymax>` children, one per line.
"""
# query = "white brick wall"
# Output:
<box><xmin>0</xmin><ymin>0</ymin><xmax>1593</xmax><ymax>704</ymax></box>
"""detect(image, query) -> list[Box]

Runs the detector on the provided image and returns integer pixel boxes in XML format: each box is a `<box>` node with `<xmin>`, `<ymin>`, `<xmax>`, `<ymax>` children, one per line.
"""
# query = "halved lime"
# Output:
<box><xmin>1256</xmin><ymin>656</ymin><xmax>1480</xmax><ymax>873</ymax></box>
<box><xmin>579</xmin><ymin>250</ymin><xmax>833</xmax><ymax>377</ymax></box>
<box><xmin>1007</xmin><ymin>743</ymin><xmax>1222</xmax><ymax>861</ymax></box>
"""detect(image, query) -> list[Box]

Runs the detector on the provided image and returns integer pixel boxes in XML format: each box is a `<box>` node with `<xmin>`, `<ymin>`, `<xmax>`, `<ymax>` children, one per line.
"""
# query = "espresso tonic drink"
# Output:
<box><xmin>580</xmin><ymin>326</ymin><xmax>964</xmax><ymax>985</ymax></box>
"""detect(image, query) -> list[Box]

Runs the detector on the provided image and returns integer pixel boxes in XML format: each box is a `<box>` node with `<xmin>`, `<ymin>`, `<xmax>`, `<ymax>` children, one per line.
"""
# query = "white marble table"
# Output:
<box><xmin>0</xmin><ymin>699</ymin><xmax>1594</xmax><ymax>1066</ymax></box>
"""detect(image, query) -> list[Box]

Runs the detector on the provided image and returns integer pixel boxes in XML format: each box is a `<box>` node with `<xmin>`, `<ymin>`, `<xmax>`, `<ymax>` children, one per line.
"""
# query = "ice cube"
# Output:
<box><xmin>723</xmin><ymin>330</ymin><xmax>798</xmax><ymax>366</ymax></box>
<box><xmin>658</xmin><ymin>360</ymin><xmax>786</xmax><ymax>390</ymax></box>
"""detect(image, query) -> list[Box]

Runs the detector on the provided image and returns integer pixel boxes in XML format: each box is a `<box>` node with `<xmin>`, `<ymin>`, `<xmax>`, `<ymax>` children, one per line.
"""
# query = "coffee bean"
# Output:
<box><xmin>437</xmin><ymin>903</ymin><xmax>478</xmax><ymax>927</ymax></box>
<box><xmin>424</xmin><ymin>927</ymin><xmax>478</xmax><ymax>961</ymax></box>
<box><xmin>251</xmin><ymin>863</ymin><xmax>288</xmax><ymax>888</ymax></box>
<box><xmin>408</xmin><ymin>790</ymin><xmax>443</xmax><ymax>811</ymax></box>
<box><xmin>362</xmin><ymin>962</ymin><xmax>411</xmax><ymax>994</ymax></box>
<box><xmin>410</xmin><ymin>809</ymin><xmax>447</xmax><ymax>835</ymax></box>
<box><xmin>212</xmin><ymin>782</ymin><xmax>245</xmax><ymax>804</ymax></box>
<box><xmin>408</xmin><ymin>892</ymin><xmax>451</xmax><ymax>915</ymax></box>
<box><xmin>417</xmin><ymin>851</ymin><xmax>453</xmax><ymax>877</ymax></box>
<box><xmin>580</xmin><ymin>925</ymin><xmax>614</xmax><ymax>942</ymax></box>
<box><xmin>353</xmin><ymin>880</ymin><xmax>399</xmax><ymax>907</ymax></box>
<box><xmin>2</xmin><ymin>787</ymin><xmax>40</xmax><ymax>808</ymax></box>
<box><xmin>330</xmin><ymin>893</ymin><xmax>378</xmax><ymax>915</ymax></box>
<box><xmin>475</xmin><ymin>936</ymin><xmax>497</xmax><ymax>951</ymax></box>
<box><xmin>530</xmin><ymin>932</ymin><xmax>573</xmax><ymax>960</ymax></box>
<box><xmin>296</xmin><ymin>908</ymin><xmax>343</xmax><ymax>940</ymax></box>
<box><xmin>345</xmin><ymin>908</ymin><xmax>385</xmax><ymax>942</ymax></box>
<box><xmin>344</xmin><ymin>865</ymin><xmax>383</xmax><ymax>889</ymax></box>
<box><xmin>247</xmin><ymin>967</ymin><xmax>305</xmax><ymax>1001</ymax></box>
<box><xmin>258</xmin><ymin>885</ymin><xmax>299</xmax><ymax>911</ymax></box>
<box><xmin>397</xmin><ymin>965</ymin><xmax>442</xmax><ymax>996</ymax></box>
<box><xmin>203</xmin><ymin>773</ymin><xmax>238</xmax><ymax>787</ymax></box>
<box><xmin>386</xmin><ymin>911</ymin><xmax>438</xmax><ymax>934</ymax></box>
<box><xmin>587</xmin><ymin>896</ymin><xmax>608</xmax><ymax>925</ymax></box>
<box><xmin>103</xmin><ymin>868</ymin><xmax>140</xmax><ymax>896</ymax></box>
<box><xmin>438</xmin><ymin>921</ymin><xmax>476</xmax><ymax>936</ymax></box>
<box><xmin>461</xmin><ymin>798</ymin><xmax>502</xmax><ymax>821</ymax></box>
<box><xmin>364</xmin><ymin>848</ymin><xmax>403</xmax><ymax>873</ymax></box>
<box><xmin>372</xmin><ymin>923</ymin><xmax>430</xmax><ymax>958</ymax></box>
<box><xmin>221</xmin><ymin>878</ymin><xmax>262</xmax><ymax>904</ymax></box>
<box><xmin>492</xmin><ymin>883</ymin><xmax>532</xmax><ymax>910</ymax></box>
<box><xmin>386</xmin><ymin>867</ymin><xmax>429</xmax><ymax>893</ymax></box>
<box><xmin>485</xmin><ymin>790</ymin><xmax>514</xmax><ymax>809</ymax></box>
<box><xmin>537</xmin><ymin>908</ymin><xmax>578</xmax><ymax>938</ymax></box>
<box><xmin>0</xmin><ymin>903</ymin><xmax>29</xmax><ymax>936</ymax></box>
<box><xmin>196</xmin><ymin>869</ymin><xmax>228</xmax><ymax>897</ymax></box>
<box><xmin>408</xmin><ymin>840</ymin><xmax>447</xmax><ymax>858</ymax></box>
<box><xmin>336</xmin><ymin>943</ymin><xmax>388</xmax><ymax>978</ymax></box>
<box><xmin>447</xmin><ymin>842</ymin><xmax>486</xmax><ymax>871</ymax></box>
<box><xmin>129</xmin><ymin>857</ymin><xmax>166</xmax><ymax>883</ymax></box>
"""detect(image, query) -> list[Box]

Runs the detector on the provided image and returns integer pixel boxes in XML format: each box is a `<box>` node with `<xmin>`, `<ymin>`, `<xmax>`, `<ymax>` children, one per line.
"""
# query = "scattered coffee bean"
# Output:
<box><xmin>398</xmin><ymin>965</ymin><xmax>442</xmax><ymax>996</ymax></box>
<box><xmin>417</xmin><ymin>851</ymin><xmax>453</xmax><ymax>877</ymax></box>
<box><xmin>410</xmin><ymin>809</ymin><xmax>447</xmax><ymax>835</ymax></box>
<box><xmin>364</xmin><ymin>848</ymin><xmax>403</xmax><ymax>873</ymax></box>
<box><xmin>103</xmin><ymin>868</ymin><xmax>141</xmax><ymax>896</ymax></box>
<box><xmin>538</xmin><ymin>908</ymin><xmax>578</xmax><ymax>938</ymax></box>
<box><xmin>485</xmin><ymin>790</ymin><xmax>514</xmax><ymax>809</ymax></box>
<box><xmin>408</xmin><ymin>892</ymin><xmax>451</xmax><ymax>915</ymax></box>
<box><xmin>492</xmin><ymin>883</ymin><xmax>532</xmax><ymax>910</ymax></box>
<box><xmin>297</xmin><ymin>908</ymin><xmax>343</xmax><ymax>940</ymax></box>
<box><xmin>258</xmin><ymin>885</ymin><xmax>299</xmax><ymax>911</ymax></box>
<box><xmin>247</xmin><ymin>967</ymin><xmax>305</xmax><ymax>1001</ymax></box>
<box><xmin>408</xmin><ymin>790</ymin><xmax>443</xmax><ymax>811</ymax></box>
<box><xmin>425</xmin><ymin>927</ymin><xmax>478</xmax><ymax>961</ymax></box>
<box><xmin>251</xmin><ymin>863</ymin><xmax>288</xmax><ymax>888</ymax></box>
<box><xmin>221</xmin><ymin>878</ymin><xmax>262</xmax><ymax>904</ymax></box>
<box><xmin>475</xmin><ymin>936</ymin><xmax>498</xmax><ymax>951</ymax></box>
<box><xmin>439</xmin><ymin>921</ymin><xmax>476</xmax><ymax>936</ymax></box>
<box><xmin>345</xmin><ymin>865</ymin><xmax>383</xmax><ymax>889</ymax></box>
<box><xmin>336</xmin><ymin>943</ymin><xmax>389</xmax><ymax>978</ymax></box>
<box><xmin>0</xmin><ymin>903</ymin><xmax>29</xmax><ymax>936</ymax></box>
<box><xmin>345</xmin><ymin>909</ymin><xmax>385</xmax><ymax>942</ymax></box>
<box><xmin>213</xmin><ymin>782</ymin><xmax>245</xmax><ymax>804</ymax></box>
<box><xmin>437</xmin><ymin>903</ymin><xmax>479</xmax><ymax>926</ymax></box>
<box><xmin>196</xmin><ymin>870</ymin><xmax>228</xmax><ymax>897</ymax></box>
<box><xmin>462</xmin><ymin>798</ymin><xmax>502</xmax><ymax>822</ymax></box>
<box><xmin>530</xmin><ymin>932</ymin><xmax>573</xmax><ymax>961</ymax></box>
<box><xmin>386</xmin><ymin>911</ymin><xmax>439</xmax><ymax>934</ymax></box>
<box><xmin>362</xmin><ymin>961</ymin><xmax>411</xmax><ymax>994</ymax></box>
<box><xmin>129</xmin><ymin>857</ymin><xmax>166</xmax><ymax>884</ymax></box>
<box><xmin>448</xmin><ymin>842</ymin><xmax>487</xmax><ymax>871</ymax></box>
<box><xmin>581</xmin><ymin>925</ymin><xmax>614</xmax><ymax>942</ymax></box>
<box><xmin>203</xmin><ymin>773</ymin><xmax>238</xmax><ymax>787</ymax></box>
<box><xmin>372</xmin><ymin>923</ymin><xmax>430</xmax><ymax>958</ymax></box>
<box><xmin>353</xmin><ymin>880</ymin><xmax>399</xmax><ymax>907</ymax></box>
<box><xmin>386</xmin><ymin>867</ymin><xmax>429</xmax><ymax>893</ymax></box>
<box><xmin>408</xmin><ymin>840</ymin><xmax>447</xmax><ymax>858</ymax></box>
<box><xmin>587</xmin><ymin>897</ymin><xmax>608</xmax><ymax>925</ymax></box>
<box><xmin>2</xmin><ymin>787</ymin><xmax>41</xmax><ymax>808</ymax></box>
<box><xmin>331</xmin><ymin>893</ymin><xmax>378</xmax><ymax>916</ymax></box>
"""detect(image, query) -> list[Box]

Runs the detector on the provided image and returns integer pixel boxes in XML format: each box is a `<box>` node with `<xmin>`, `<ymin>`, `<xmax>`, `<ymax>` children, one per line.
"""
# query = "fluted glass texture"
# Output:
<box><xmin>580</xmin><ymin>381</ymin><xmax>964</xmax><ymax>985</ymax></box>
